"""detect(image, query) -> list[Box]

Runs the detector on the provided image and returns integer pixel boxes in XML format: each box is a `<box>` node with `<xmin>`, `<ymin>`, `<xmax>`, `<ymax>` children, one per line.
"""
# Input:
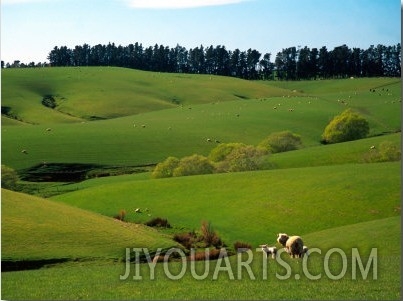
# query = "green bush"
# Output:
<box><xmin>151</xmin><ymin>156</ymin><xmax>180</xmax><ymax>178</ymax></box>
<box><xmin>218</xmin><ymin>144</ymin><xmax>268</xmax><ymax>172</ymax></box>
<box><xmin>1</xmin><ymin>165</ymin><xmax>19</xmax><ymax>191</ymax></box>
<box><xmin>362</xmin><ymin>141</ymin><xmax>401</xmax><ymax>163</ymax></box>
<box><xmin>321</xmin><ymin>109</ymin><xmax>369</xmax><ymax>144</ymax></box>
<box><xmin>258</xmin><ymin>131</ymin><xmax>302</xmax><ymax>153</ymax></box>
<box><xmin>208</xmin><ymin>142</ymin><xmax>246</xmax><ymax>162</ymax></box>
<box><xmin>172</xmin><ymin>154</ymin><xmax>214</xmax><ymax>177</ymax></box>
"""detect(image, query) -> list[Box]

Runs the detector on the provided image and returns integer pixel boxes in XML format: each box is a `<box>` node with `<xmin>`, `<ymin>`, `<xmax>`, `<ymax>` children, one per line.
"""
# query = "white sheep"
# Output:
<box><xmin>260</xmin><ymin>244</ymin><xmax>277</xmax><ymax>259</ymax></box>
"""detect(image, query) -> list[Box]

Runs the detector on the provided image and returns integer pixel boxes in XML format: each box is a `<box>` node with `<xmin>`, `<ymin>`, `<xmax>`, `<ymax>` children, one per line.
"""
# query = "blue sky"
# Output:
<box><xmin>1</xmin><ymin>0</ymin><xmax>401</xmax><ymax>64</ymax></box>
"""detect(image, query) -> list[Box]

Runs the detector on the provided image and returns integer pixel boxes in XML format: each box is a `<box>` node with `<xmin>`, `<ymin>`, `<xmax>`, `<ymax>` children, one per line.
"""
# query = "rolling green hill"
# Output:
<box><xmin>1</xmin><ymin>67</ymin><xmax>290</xmax><ymax>124</ymax></box>
<box><xmin>1</xmin><ymin>188</ymin><xmax>178</xmax><ymax>262</ymax></box>
<box><xmin>52</xmin><ymin>162</ymin><xmax>401</xmax><ymax>246</ymax></box>
<box><xmin>1</xmin><ymin>68</ymin><xmax>400</xmax><ymax>300</ymax></box>
<box><xmin>2</xmin><ymin>76</ymin><xmax>400</xmax><ymax>171</ymax></box>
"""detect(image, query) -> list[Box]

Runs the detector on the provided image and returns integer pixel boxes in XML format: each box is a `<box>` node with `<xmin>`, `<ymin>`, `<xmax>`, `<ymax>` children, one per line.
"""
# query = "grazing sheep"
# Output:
<box><xmin>206</xmin><ymin>138</ymin><xmax>212</xmax><ymax>142</ymax></box>
<box><xmin>370</xmin><ymin>145</ymin><xmax>376</xmax><ymax>150</ymax></box>
<box><xmin>21</xmin><ymin>149</ymin><xmax>28</xmax><ymax>154</ymax></box>
<box><xmin>260</xmin><ymin>245</ymin><xmax>277</xmax><ymax>259</ymax></box>
<box><xmin>46</xmin><ymin>128</ymin><xmax>52</xmax><ymax>132</ymax></box>
<box><xmin>277</xmin><ymin>233</ymin><xmax>304</xmax><ymax>258</ymax></box>
<box><xmin>135</xmin><ymin>208</ymin><xmax>141</xmax><ymax>213</ymax></box>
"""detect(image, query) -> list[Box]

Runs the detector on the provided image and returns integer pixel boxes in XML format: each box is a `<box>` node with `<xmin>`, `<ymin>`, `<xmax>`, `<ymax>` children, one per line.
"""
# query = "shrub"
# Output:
<box><xmin>200</xmin><ymin>221</ymin><xmax>223</xmax><ymax>248</ymax></box>
<box><xmin>216</xmin><ymin>144</ymin><xmax>268</xmax><ymax>172</ymax></box>
<box><xmin>362</xmin><ymin>141</ymin><xmax>401</xmax><ymax>163</ymax></box>
<box><xmin>173</xmin><ymin>231</ymin><xmax>198</xmax><ymax>249</ymax></box>
<box><xmin>208</xmin><ymin>143</ymin><xmax>246</xmax><ymax>162</ymax></box>
<box><xmin>151</xmin><ymin>156</ymin><xmax>180</xmax><ymax>178</ymax></box>
<box><xmin>144</xmin><ymin>217</ymin><xmax>171</xmax><ymax>228</ymax></box>
<box><xmin>173</xmin><ymin>154</ymin><xmax>214</xmax><ymax>177</ymax></box>
<box><xmin>258</xmin><ymin>131</ymin><xmax>302</xmax><ymax>153</ymax></box>
<box><xmin>321</xmin><ymin>109</ymin><xmax>369</xmax><ymax>144</ymax></box>
<box><xmin>1</xmin><ymin>165</ymin><xmax>19</xmax><ymax>191</ymax></box>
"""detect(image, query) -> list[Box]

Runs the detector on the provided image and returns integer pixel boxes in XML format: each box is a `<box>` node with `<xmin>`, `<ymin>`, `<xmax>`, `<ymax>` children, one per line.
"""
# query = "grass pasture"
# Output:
<box><xmin>1</xmin><ymin>189</ymin><xmax>178</xmax><ymax>262</ymax></box>
<box><xmin>1</xmin><ymin>68</ymin><xmax>401</xmax><ymax>172</ymax></box>
<box><xmin>1</xmin><ymin>216</ymin><xmax>400</xmax><ymax>300</ymax></box>
<box><xmin>52</xmin><ymin>162</ymin><xmax>401</xmax><ymax>246</ymax></box>
<box><xmin>1</xmin><ymin>67</ymin><xmax>401</xmax><ymax>300</ymax></box>
<box><xmin>1</xmin><ymin>67</ymin><xmax>289</xmax><ymax>124</ymax></box>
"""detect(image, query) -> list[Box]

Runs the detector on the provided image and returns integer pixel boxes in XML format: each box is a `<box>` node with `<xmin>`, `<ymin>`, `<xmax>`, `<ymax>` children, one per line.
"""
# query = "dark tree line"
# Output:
<box><xmin>275</xmin><ymin>44</ymin><xmax>401</xmax><ymax>80</ymax></box>
<box><xmin>3</xmin><ymin>42</ymin><xmax>400</xmax><ymax>79</ymax></box>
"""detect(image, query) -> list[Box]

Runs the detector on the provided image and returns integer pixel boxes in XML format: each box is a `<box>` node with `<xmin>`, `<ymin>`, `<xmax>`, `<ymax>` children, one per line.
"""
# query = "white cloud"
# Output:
<box><xmin>123</xmin><ymin>0</ymin><xmax>251</xmax><ymax>9</ymax></box>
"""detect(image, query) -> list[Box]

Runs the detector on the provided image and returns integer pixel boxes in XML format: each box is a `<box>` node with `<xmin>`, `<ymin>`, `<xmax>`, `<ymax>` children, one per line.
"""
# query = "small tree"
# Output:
<box><xmin>151</xmin><ymin>156</ymin><xmax>180</xmax><ymax>178</ymax></box>
<box><xmin>321</xmin><ymin>109</ymin><xmax>369</xmax><ymax>144</ymax></box>
<box><xmin>258</xmin><ymin>131</ymin><xmax>302</xmax><ymax>153</ymax></box>
<box><xmin>1</xmin><ymin>165</ymin><xmax>19</xmax><ymax>191</ymax></box>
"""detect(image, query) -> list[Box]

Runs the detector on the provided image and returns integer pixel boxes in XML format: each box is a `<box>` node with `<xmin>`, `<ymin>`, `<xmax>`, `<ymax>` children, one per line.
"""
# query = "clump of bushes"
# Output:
<box><xmin>151</xmin><ymin>155</ymin><xmax>214</xmax><ymax>178</ymax></box>
<box><xmin>114</xmin><ymin>209</ymin><xmax>126</xmax><ymax>221</ymax></box>
<box><xmin>258</xmin><ymin>130</ymin><xmax>302</xmax><ymax>153</ymax></box>
<box><xmin>321</xmin><ymin>109</ymin><xmax>369</xmax><ymax>144</ymax></box>
<box><xmin>151</xmin><ymin>156</ymin><xmax>180</xmax><ymax>178</ymax></box>
<box><xmin>200</xmin><ymin>220</ymin><xmax>223</xmax><ymax>248</ymax></box>
<box><xmin>362</xmin><ymin>141</ymin><xmax>401</xmax><ymax>163</ymax></box>
<box><xmin>173</xmin><ymin>221</ymin><xmax>224</xmax><ymax>250</ymax></box>
<box><xmin>145</xmin><ymin>217</ymin><xmax>171</xmax><ymax>228</ymax></box>
<box><xmin>213</xmin><ymin>143</ymin><xmax>268</xmax><ymax>173</ymax></box>
<box><xmin>152</xmin><ymin>142</ymin><xmax>269</xmax><ymax>179</ymax></box>
<box><xmin>41</xmin><ymin>95</ymin><xmax>57</xmax><ymax>109</ymax></box>
<box><xmin>172</xmin><ymin>154</ymin><xmax>215</xmax><ymax>177</ymax></box>
<box><xmin>173</xmin><ymin>231</ymin><xmax>199</xmax><ymax>249</ymax></box>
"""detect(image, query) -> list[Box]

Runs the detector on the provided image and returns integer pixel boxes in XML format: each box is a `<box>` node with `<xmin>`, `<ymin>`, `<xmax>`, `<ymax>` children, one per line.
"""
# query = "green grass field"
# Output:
<box><xmin>1</xmin><ymin>67</ymin><xmax>401</xmax><ymax>300</ymax></box>
<box><xmin>1</xmin><ymin>216</ymin><xmax>400</xmax><ymax>300</ymax></box>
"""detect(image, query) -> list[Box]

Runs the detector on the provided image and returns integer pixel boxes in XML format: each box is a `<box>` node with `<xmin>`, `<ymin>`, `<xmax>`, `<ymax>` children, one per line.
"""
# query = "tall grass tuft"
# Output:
<box><xmin>200</xmin><ymin>221</ymin><xmax>223</xmax><ymax>248</ymax></box>
<box><xmin>113</xmin><ymin>209</ymin><xmax>126</xmax><ymax>221</ymax></box>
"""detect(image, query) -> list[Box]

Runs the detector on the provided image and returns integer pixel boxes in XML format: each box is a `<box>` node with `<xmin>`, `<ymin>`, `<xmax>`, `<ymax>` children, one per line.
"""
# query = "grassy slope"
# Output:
<box><xmin>268</xmin><ymin>132</ymin><xmax>401</xmax><ymax>169</ymax></box>
<box><xmin>1</xmin><ymin>67</ymin><xmax>289</xmax><ymax>124</ymax></box>
<box><xmin>1</xmin><ymin>68</ymin><xmax>400</xmax><ymax>171</ymax></box>
<box><xmin>52</xmin><ymin>162</ymin><xmax>401</xmax><ymax>246</ymax></box>
<box><xmin>2</xmin><ymin>95</ymin><xmax>400</xmax><ymax>171</ymax></box>
<box><xmin>1</xmin><ymin>189</ymin><xmax>178</xmax><ymax>261</ymax></box>
<box><xmin>1</xmin><ymin>69</ymin><xmax>400</xmax><ymax>300</ymax></box>
<box><xmin>2</xmin><ymin>216</ymin><xmax>400</xmax><ymax>300</ymax></box>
